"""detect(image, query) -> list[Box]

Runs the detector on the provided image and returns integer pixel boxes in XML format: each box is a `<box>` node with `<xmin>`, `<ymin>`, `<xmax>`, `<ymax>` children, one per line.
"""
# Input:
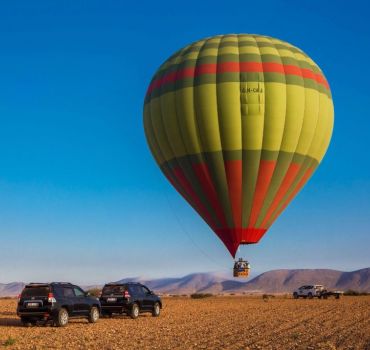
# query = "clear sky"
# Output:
<box><xmin>0</xmin><ymin>0</ymin><xmax>369</xmax><ymax>284</ymax></box>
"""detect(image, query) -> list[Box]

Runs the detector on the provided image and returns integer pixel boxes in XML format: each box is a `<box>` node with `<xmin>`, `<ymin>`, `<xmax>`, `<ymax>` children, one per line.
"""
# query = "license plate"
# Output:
<box><xmin>107</xmin><ymin>297</ymin><xmax>117</xmax><ymax>302</ymax></box>
<box><xmin>27</xmin><ymin>302</ymin><xmax>39</xmax><ymax>308</ymax></box>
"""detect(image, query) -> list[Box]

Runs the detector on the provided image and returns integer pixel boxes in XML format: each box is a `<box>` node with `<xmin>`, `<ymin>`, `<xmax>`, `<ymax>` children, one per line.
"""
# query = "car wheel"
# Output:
<box><xmin>308</xmin><ymin>292</ymin><xmax>313</xmax><ymax>299</ymax></box>
<box><xmin>54</xmin><ymin>308</ymin><xmax>69</xmax><ymax>327</ymax></box>
<box><xmin>130</xmin><ymin>303</ymin><xmax>140</xmax><ymax>319</ymax></box>
<box><xmin>88</xmin><ymin>307</ymin><xmax>100</xmax><ymax>323</ymax></box>
<box><xmin>293</xmin><ymin>293</ymin><xmax>298</xmax><ymax>299</ymax></box>
<box><xmin>152</xmin><ymin>302</ymin><xmax>160</xmax><ymax>317</ymax></box>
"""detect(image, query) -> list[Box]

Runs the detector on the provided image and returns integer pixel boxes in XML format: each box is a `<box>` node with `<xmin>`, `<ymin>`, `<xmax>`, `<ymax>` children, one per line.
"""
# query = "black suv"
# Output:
<box><xmin>17</xmin><ymin>282</ymin><xmax>101</xmax><ymax>327</ymax></box>
<box><xmin>100</xmin><ymin>282</ymin><xmax>162</xmax><ymax>319</ymax></box>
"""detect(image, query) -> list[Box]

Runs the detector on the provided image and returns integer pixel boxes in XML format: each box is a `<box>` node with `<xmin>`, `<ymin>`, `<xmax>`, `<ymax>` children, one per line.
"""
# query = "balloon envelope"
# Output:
<box><xmin>143</xmin><ymin>34</ymin><xmax>334</xmax><ymax>257</ymax></box>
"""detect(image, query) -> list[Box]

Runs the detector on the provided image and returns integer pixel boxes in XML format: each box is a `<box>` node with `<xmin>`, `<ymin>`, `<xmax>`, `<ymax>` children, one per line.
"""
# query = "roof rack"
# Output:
<box><xmin>107</xmin><ymin>282</ymin><xmax>141</xmax><ymax>285</ymax></box>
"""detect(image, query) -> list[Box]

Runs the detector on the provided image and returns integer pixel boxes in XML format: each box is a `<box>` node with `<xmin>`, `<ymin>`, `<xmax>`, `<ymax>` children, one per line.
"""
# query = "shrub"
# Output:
<box><xmin>4</xmin><ymin>337</ymin><xmax>16</xmax><ymax>346</ymax></box>
<box><xmin>87</xmin><ymin>288</ymin><xmax>101</xmax><ymax>297</ymax></box>
<box><xmin>344</xmin><ymin>290</ymin><xmax>369</xmax><ymax>296</ymax></box>
<box><xmin>190</xmin><ymin>293</ymin><xmax>213</xmax><ymax>299</ymax></box>
<box><xmin>291</xmin><ymin>332</ymin><xmax>300</xmax><ymax>340</ymax></box>
<box><xmin>262</xmin><ymin>294</ymin><xmax>275</xmax><ymax>299</ymax></box>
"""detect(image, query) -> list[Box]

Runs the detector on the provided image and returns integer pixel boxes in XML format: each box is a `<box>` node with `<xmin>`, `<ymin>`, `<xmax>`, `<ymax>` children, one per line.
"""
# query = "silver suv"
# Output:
<box><xmin>293</xmin><ymin>285</ymin><xmax>325</xmax><ymax>299</ymax></box>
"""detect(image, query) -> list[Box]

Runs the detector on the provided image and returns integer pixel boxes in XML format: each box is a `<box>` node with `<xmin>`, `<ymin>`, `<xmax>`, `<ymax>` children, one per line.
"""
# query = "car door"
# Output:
<box><xmin>306</xmin><ymin>286</ymin><xmax>314</xmax><ymax>296</ymax></box>
<box><xmin>140</xmin><ymin>285</ymin><xmax>154</xmax><ymax>310</ymax></box>
<box><xmin>61</xmin><ymin>286</ymin><xmax>79</xmax><ymax>315</ymax></box>
<box><xmin>129</xmin><ymin>285</ymin><xmax>144</xmax><ymax>308</ymax></box>
<box><xmin>73</xmin><ymin>286</ymin><xmax>90</xmax><ymax>313</ymax></box>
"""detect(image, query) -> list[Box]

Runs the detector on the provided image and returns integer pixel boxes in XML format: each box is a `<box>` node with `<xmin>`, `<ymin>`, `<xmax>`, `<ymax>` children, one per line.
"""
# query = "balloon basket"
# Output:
<box><xmin>233</xmin><ymin>268</ymin><xmax>250</xmax><ymax>278</ymax></box>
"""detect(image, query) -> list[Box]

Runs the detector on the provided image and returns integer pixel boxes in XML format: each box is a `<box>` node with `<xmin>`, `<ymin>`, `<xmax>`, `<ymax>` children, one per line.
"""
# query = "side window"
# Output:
<box><xmin>141</xmin><ymin>286</ymin><xmax>150</xmax><ymax>295</ymax></box>
<box><xmin>73</xmin><ymin>287</ymin><xmax>85</xmax><ymax>297</ymax></box>
<box><xmin>53</xmin><ymin>287</ymin><xmax>62</xmax><ymax>297</ymax></box>
<box><xmin>135</xmin><ymin>286</ymin><xmax>143</xmax><ymax>295</ymax></box>
<box><xmin>129</xmin><ymin>285</ymin><xmax>142</xmax><ymax>296</ymax></box>
<box><xmin>62</xmin><ymin>287</ymin><xmax>75</xmax><ymax>298</ymax></box>
<box><xmin>128</xmin><ymin>286</ymin><xmax>135</xmax><ymax>296</ymax></box>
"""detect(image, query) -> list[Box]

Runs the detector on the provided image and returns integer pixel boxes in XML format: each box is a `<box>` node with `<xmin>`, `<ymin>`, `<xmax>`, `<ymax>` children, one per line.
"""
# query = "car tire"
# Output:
<box><xmin>152</xmin><ymin>302</ymin><xmax>160</xmax><ymax>317</ymax></box>
<box><xmin>293</xmin><ymin>293</ymin><xmax>298</xmax><ymax>299</ymax></box>
<box><xmin>130</xmin><ymin>303</ymin><xmax>140</xmax><ymax>319</ymax></box>
<box><xmin>54</xmin><ymin>308</ymin><xmax>69</xmax><ymax>327</ymax></box>
<box><xmin>308</xmin><ymin>292</ymin><xmax>313</xmax><ymax>299</ymax></box>
<box><xmin>88</xmin><ymin>306</ymin><xmax>100</xmax><ymax>323</ymax></box>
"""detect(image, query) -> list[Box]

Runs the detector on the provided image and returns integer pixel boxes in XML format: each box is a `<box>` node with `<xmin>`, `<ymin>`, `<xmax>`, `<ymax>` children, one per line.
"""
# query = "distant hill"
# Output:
<box><xmin>117</xmin><ymin>272</ymin><xmax>236</xmax><ymax>295</ymax></box>
<box><xmin>118</xmin><ymin>268</ymin><xmax>370</xmax><ymax>294</ymax></box>
<box><xmin>0</xmin><ymin>268</ymin><xmax>368</xmax><ymax>297</ymax></box>
<box><xmin>0</xmin><ymin>282</ymin><xmax>25</xmax><ymax>297</ymax></box>
<box><xmin>238</xmin><ymin>268</ymin><xmax>370</xmax><ymax>293</ymax></box>
<box><xmin>122</xmin><ymin>268</ymin><xmax>370</xmax><ymax>294</ymax></box>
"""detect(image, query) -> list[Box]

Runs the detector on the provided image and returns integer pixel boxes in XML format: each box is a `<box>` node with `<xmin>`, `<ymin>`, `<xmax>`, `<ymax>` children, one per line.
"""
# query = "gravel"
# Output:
<box><xmin>0</xmin><ymin>296</ymin><xmax>369</xmax><ymax>349</ymax></box>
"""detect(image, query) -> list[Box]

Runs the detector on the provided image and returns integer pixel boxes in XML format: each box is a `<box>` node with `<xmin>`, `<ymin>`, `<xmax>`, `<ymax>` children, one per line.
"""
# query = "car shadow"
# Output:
<box><xmin>103</xmin><ymin>314</ymin><xmax>151</xmax><ymax>320</ymax></box>
<box><xmin>0</xmin><ymin>317</ymin><xmax>92</xmax><ymax>327</ymax></box>
<box><xmin>0</xmin><ymin>317</ymin><xmax>21</xmax><ymax>327</ymax></box>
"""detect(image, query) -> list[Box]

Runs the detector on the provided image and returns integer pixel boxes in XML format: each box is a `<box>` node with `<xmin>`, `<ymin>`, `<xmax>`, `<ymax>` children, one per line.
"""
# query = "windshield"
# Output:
<box><xmin>22</xmin><ymin>286</ymin><xmax>50</xmax><ymax>297</ymax></box>
<box><xmin>102</xmin><ymin>285</ymin><xmax>126</xmax><ymax>295</ymax></box>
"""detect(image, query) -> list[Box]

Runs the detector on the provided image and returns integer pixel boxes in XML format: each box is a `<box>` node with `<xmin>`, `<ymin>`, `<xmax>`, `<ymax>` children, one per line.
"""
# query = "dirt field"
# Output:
<box><xmin>0</xmin><ymin>296</ymin><xmax>369</xmax><ymax>350</ymax></box>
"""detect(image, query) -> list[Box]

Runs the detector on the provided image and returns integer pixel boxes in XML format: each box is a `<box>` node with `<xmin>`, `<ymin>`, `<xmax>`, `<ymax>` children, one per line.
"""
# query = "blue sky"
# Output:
<box><xmin>0</xmin><ymin>1</ymin><xmax>369</xmax><ymax>284</ymax></box>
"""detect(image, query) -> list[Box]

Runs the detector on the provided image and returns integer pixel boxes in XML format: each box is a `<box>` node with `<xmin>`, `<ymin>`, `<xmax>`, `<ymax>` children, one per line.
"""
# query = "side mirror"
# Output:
<box><xmin>86</xmin><ymin>292</ymin><xmax>90</xmax><ymax>296</ymax></box>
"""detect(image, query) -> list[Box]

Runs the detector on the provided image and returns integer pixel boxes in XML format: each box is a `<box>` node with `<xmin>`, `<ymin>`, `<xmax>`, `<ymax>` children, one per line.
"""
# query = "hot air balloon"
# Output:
<box><xmin>143</xmin><ymin>34</ymin><xmax>334</xmax><ymax>277</ymax></box>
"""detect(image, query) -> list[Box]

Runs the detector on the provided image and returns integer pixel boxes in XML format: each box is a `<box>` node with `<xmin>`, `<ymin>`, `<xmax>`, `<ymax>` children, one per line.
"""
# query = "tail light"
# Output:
<box><xmin>17</xmin><ymin>294</ymin><xmax>21</xmax><ymax>302</ymax></box>
<box><xmin>48</xmin><ymin>293</ymin><xmax>56</xmax><ymax>303</ymax></box>
<box><xmin>123</xmin><ymin>290</ymin><xmax>131</xmax><ymax>299</ymax></box>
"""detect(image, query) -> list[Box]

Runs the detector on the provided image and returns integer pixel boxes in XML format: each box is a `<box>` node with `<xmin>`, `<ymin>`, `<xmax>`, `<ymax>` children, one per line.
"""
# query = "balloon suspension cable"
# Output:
<box><xmin>235</xmin><ymin>245</ymin><xmax>250</xmax><ymax>265</ymax></box>
<box><xmin>235</xmin><ymin>246</ymin><xmax>241</xmax><ymax>260</ymax></box>
<box><xmin>163</xmin><ymin>189</ymin><xmax>231</xmax><ymax>272</ymax></box>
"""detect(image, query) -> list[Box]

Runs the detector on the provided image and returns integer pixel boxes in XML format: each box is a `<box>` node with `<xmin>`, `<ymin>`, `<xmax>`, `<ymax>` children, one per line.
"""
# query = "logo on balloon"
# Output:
<box><xmin>241</xmin><ymin>87</ymin><xmax>263</xmax><ymax>93</ymax></box>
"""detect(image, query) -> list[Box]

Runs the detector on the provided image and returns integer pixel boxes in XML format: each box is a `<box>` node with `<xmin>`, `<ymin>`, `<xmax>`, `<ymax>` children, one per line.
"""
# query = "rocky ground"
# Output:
<box><xmin>0</xmin><ymin>296</ymin><xmax>369</xmax><ymax>349</ymax></box>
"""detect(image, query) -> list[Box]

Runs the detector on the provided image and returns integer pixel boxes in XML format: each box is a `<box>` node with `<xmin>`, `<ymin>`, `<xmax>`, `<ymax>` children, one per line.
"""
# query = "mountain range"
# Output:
<box><xmin>121</xmin><ymin>268</ymin><xmax>370</xmax><ymax>294</ymax></box>
<box><xmin>0</xmin><ymin>268</ymin><xmax>368</xmax><ymax>297</ymax></box>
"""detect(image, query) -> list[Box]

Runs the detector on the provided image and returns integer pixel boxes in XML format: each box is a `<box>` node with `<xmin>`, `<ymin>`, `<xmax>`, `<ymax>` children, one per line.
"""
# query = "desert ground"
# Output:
<box><xmin>0</xmin><ymin>296</ymin><xmax>369</xmax><ymax>350</ymax></box>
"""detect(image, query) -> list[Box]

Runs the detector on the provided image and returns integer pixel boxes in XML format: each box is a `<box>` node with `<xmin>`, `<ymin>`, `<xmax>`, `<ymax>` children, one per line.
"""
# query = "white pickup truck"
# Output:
<box><xmin>293</xmin><ymin>285</ymin><xmax>343</xmax><ymax>299</ymax></box>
